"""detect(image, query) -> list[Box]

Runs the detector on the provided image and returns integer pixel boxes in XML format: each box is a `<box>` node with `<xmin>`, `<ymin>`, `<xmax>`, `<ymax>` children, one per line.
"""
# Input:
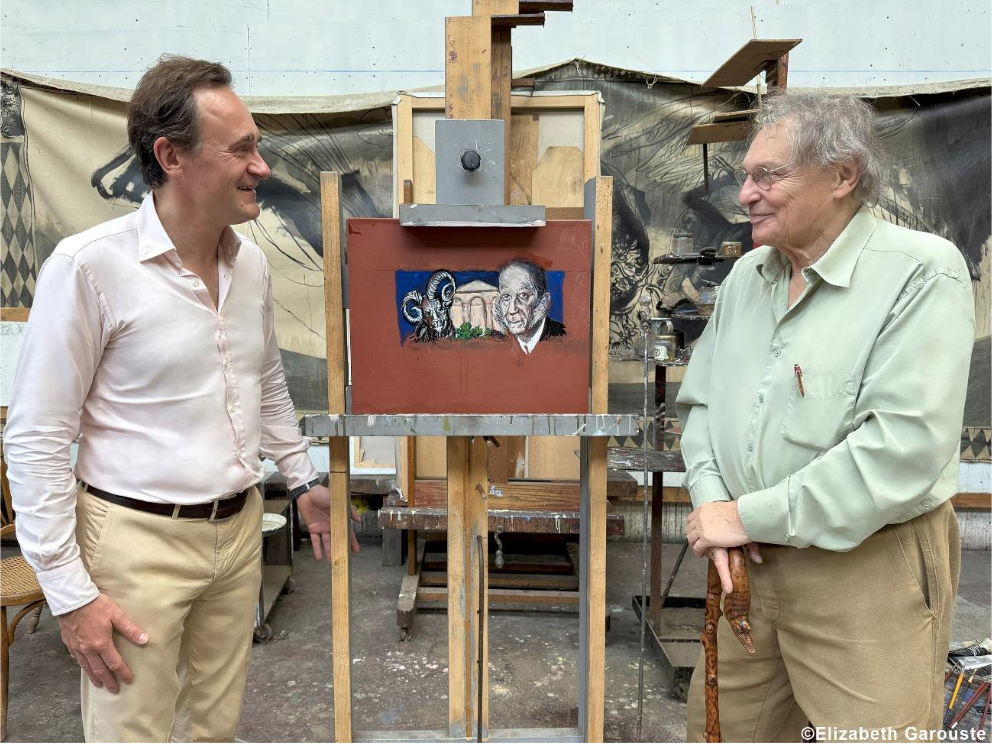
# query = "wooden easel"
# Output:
<box><xmin>310</xmin><ymin>3</ymin><xmax>624</xmax><ymax>741</ymax></box>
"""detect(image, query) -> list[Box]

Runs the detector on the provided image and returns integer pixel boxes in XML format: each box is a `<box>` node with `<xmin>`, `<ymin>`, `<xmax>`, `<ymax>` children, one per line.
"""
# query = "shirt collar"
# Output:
<box><xmin>136</xmin><ymin>192</ymin><xmax>243</xmax><ymax>265</ymax></box>
<box><xmin>754</xmin><ymin>205</ymin><xmax>877</xmax><ymax>288</ymax></box>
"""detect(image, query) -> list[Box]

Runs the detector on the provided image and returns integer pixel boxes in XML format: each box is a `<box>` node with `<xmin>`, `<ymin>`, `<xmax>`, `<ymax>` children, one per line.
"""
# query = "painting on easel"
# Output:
<box><xmin>347</xmin><ymin>219</ymin><xmax>591</xmax><ymax>414</ymax></box>
<box><xmin>396</xmin><ymin>262</ymin><xmax>567</xmax><ymax>351</ymax></box>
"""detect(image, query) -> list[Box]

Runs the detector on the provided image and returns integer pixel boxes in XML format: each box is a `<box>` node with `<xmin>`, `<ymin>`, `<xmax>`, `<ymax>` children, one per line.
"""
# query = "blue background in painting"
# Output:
<box><xmin>395</xmin><ymin>269</ymin><xmax>565</xmax><ymax>344</ymax></box>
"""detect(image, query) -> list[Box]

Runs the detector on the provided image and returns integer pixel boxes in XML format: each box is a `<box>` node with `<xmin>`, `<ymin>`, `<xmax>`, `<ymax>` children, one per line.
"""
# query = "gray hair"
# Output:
<box><xmin>751</xmin><ymin>90</ymin><xmax>885</xmax><ymax>206</ymax></box>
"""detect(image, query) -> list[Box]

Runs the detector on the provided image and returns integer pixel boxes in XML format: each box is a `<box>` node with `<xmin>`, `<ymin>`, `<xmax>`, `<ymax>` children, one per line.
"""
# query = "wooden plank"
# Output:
<box><xmin>469</xmin><ymin>436</ymin><xmax>490</xmax><ymax>739</ymax></box>
<box><xmin>424</xmin><ymin>551</ymin><xmax>572</xmax><ymax>574</ymax></box>
<box><xmin>321</xmin><ymin>171</ymin><xmax>352</xmax><ymax>743</ymax></box>
<box><xmin>607</xmin><ymin>447</ymin><xmax>685</xmax><ymax>472</ymax></box>
<box><xmin>766</xmin><ymin>52</ymin><xmax>790</xmax><ymax>90</ymax></box>
<box><xmin>582</xmin><ymin>94</ymin><xmax>600</xmax><ymax>182</ymax></box>
<box><xmin>527</xmin><ymin>436</ymin><xmax>581</xmax><ymax>479</ymax></box>
<box><xmin>445</xmin><ymin>15</ymin><xmax>492</xmax><ymax>120</ymax></box>
<box><xmin>446</xmin><ymin>437</ymin><xmax>469</xmax><ymax>736</ymax></box>
<box><xmin>400</xmin><ymin>436</ymin><xmax>418</xmax><ymax>575</ymax></box>
<box><xmin>488</xmin><ymin>436</ymin><xmax>525</xmax><ymax>482</ymax></box>
<box><xmin>476</xmin><ymin>0</ymin><xmax>517</xmax><ymax>205</ymax></box>
<box><xmin>711</xmin><ymin>108</ymin><xmax>758</xmax><ymax>122</ymax></box>
<box><xmin>686</xmin><ymin>119</ymin><xmax>750</xmax><ymax>145</ymax></box>
<box><xmin>585</xmin><ymin>174</ymin><xmax>612</xmax><ymax>743</ymax></box>
<box><xmin>416</xmin><ymin>436</ymin><xmax>447</xmax><ymax>478</ymax></box>
<box><xmin>420</xmin><ymin>586</ymin><xmax>579</xmax><ymax>606</ymax></box>
<box><xmin>589</xmin><ymin>176</ymin><xmax>612</xmax><ymax>413</ymax></box>
<box><xmin>379</xmin><ymin>506</ymin><xmax>625</xmax><ymax>536</ymax></box>
<box><xmin>413</xmin><ymin>477</ymin><xmax>635</xmax><ymax>508</ymax></box>
<box><xmin>397</xmin><ymin>556</ymin><xmax>422</xmax><ymax>631</ymax></box>
<box><xmin>545</xmin><ymin>207</ymin><xmax>584</xmax><ymax>219</ymax></box>
<box><xmin>702</xmin><ymin>38</ymin><xmax>802</xmax><ymax>87</ymax></box>
<box><xmin>492</xmin><ymin>13</ymin><xmax>545</xmax><ymax>27</ymax></box>
<box><xmin>473</xmin><ymin>0</ymin><xmax>519</xmax><ymax>14</ymax></box>
<box><xmin>509</xmin><ymin>113</ymin><xmax>539</xmax><ymax>205</ymax></box>
<box><xmin>421</xmin><ymin>570</ymin><xmax>578</xmax><ymax>590</ymax></box>
<box><xmin>0</xmin><ymin>307</ymin><xmax>29</xmax><ymax>322</ymax></box>
<box><xmin>531</xmin><ymin>146</ymin><xmax>584</xmax><ymax>208</ymax></box>
<box><xmin>411</xmin><ymin>136</ymin><xmax>437</xmax><ymax>204</ymax></box>
<box><xmin>953</xmin><ymin>493</ymin><xmax>992</xmax><ymax>509</ymax></box>
<box><xmin>395</xmin><ymin>95</ymin><xmax>413</xmax><ymax>217</ymax></box>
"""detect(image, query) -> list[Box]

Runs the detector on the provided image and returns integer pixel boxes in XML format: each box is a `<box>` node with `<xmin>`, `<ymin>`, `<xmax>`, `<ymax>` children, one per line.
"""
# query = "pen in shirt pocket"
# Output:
<box><xmin>794</xmin><ymin>364</ymin><xmax>805</xmax><ymax>397</ymax></box>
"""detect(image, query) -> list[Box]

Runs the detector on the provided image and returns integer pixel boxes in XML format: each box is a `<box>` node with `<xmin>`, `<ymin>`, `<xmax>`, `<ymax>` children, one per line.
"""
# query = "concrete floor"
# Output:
<box><xmin>3</xmin><ymin>540</ymin><xmax>990</xmax><ymax>742</ymax></box>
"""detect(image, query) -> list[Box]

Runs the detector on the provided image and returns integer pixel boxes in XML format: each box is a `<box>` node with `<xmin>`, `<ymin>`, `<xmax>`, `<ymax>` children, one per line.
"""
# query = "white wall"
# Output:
<box><xmin>3</xmin><ymin>0</ymin><xmax>989</xmax><ymax>95</ymax></box>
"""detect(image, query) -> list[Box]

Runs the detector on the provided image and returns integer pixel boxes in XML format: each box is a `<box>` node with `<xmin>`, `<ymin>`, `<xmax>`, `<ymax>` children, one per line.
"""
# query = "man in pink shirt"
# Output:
<box><xmin>3</xmin><ymin>55</ymin><xmax>355</xmax><ymax>741</ymax></box>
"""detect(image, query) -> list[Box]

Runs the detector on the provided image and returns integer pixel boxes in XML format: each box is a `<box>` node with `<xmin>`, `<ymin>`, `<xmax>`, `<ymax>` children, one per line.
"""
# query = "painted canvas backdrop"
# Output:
<box><xmin>1</xmin><ymin>63</ymin><xmax>988</xmax><ymax>440</ymax></box>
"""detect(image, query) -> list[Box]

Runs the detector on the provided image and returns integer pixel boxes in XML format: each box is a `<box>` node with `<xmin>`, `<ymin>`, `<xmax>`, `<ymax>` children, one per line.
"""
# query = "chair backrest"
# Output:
<box><xmin>1</xmin><ymin>307</ymin><xmax>30</xmax><ymax>537</ymax></box>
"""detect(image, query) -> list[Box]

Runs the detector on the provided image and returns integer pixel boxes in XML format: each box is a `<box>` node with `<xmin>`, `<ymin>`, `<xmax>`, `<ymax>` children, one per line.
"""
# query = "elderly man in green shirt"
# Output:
<box><xmin>678</xmin><ymin>90</ymin><xmax>975</xmax><ymax>742</ymax></box>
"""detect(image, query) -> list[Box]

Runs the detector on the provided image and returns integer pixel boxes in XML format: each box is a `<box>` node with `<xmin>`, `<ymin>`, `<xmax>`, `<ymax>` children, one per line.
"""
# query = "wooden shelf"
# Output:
<box><xmin>703</xmin><ymin>38</ymin><xmax>802</xmax><ymax>88</ymax></box>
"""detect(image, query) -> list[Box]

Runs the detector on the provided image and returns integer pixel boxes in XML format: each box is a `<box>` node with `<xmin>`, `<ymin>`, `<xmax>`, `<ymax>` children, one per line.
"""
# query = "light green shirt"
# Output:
<box><xmin>675</xmin><ymin>207</ymin><xmax>975</xmax><ymax>551</ymax></box>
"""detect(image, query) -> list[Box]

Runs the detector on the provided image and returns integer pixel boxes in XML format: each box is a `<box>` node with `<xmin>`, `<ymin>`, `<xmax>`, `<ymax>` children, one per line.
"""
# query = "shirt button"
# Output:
<box><xmin>747</xmin><ymin>441</ymin><xmax>754</xmax><ymax>452</ymax></box>
<box><xmin>772</xmin><ymin>348</ymin><xmax>782</xmax><ymax>358</ymax></box>
<box><xmin>192</xmin><ymin>280</ymin><xmax>200</xmax><ymax>288</ymax></box>
<box><xmin>758</xmin><ymin>393</ymin><xmax>765</xmax><ymax>403</ymax></box>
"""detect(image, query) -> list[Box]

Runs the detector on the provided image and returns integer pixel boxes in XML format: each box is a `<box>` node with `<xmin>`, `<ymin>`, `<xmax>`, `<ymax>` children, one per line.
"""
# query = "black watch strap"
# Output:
<box><xmin>289</xmin><ymin>477</ymin><xmax>320</xmax><ymax>500</ymax></box>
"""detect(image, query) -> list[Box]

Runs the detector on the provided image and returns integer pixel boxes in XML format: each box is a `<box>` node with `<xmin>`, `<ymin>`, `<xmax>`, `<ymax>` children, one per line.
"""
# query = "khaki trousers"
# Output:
<box><xmin>76</xmin><ymin>485</ymin><xmax>263</xmax><ymax>743</ymax></box>
<box><xmin>687</xmin><ymin>501</ymin><xmax>960</xmax><ymax>743</ymax></box>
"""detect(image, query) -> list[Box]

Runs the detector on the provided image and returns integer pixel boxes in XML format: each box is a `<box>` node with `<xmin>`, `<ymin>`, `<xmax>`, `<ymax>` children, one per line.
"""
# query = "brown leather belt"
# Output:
<box><xmin>82</xmin><ymin>483</ymin><xmax>255</xmax><ymax>521</ymax></box>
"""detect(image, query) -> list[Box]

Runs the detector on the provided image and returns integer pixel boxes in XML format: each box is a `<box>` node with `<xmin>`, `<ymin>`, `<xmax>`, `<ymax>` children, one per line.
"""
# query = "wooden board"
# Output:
<box><xmin>379</xmin><ymin>506</ymin><xmax>625</xmax><ymax>536</ymax></box>
<box><xmin>509</xmin><ymin>113</ymin><xmax>540</xmax><ymax>205</ymax></box>
<box><xmin>687</xmin><ymin>119</ymin><xmax>750</xmax><ymax>145</ymax></box>
<box><xmin>531</xmin><ymin>146</ymin><xmax>584</xmax><ymax>207</ymax></box>
<box><xmin>445</xmin><ymin>16</ymin><xmax>492</xmax><ymax>120</ymax></box>
<box><xmin>411</xmin><ymin>137</ymin><xmax>436</xmax><ymax>204</ymax></box>
<box><xmin>702</xmin><ymin>38</ymin><xmax>803</xmax><ymax>87</ymax></box>
<box><xmin>347</xmin><ymin>219</ymin><xmax>592</xmax><ymax>414</ymax></box>
<box><xmin>321</xmin><ymin>172</ymin><xmax>353</xmax><ymax>743</ymax></box>
<box><xmin>413</xmin><ymin>475</ymin><xmax>637</xmax><ymax>508</ymax></box>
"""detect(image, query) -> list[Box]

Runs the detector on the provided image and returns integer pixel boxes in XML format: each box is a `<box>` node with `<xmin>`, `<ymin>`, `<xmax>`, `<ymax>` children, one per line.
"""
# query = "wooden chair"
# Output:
<box><xmin>1</xmin><ymin>310</ymin><xmax>46</xmax><ymax>741</ymax></box>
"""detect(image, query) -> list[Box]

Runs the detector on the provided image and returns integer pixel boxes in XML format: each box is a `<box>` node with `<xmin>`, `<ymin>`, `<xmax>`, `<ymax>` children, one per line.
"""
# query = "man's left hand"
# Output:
<box><xmin>296</xmin><ymin>484</ymin><xmax>361</xmax><ymax>562</ymax></box>
<box><xmin>686</xmin><ymin>501</ymin><xmax>752</xmax><ymax>558</ymax></box>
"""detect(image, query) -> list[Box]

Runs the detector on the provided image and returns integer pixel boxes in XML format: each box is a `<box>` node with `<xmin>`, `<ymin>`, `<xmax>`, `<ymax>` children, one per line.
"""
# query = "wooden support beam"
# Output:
<box><xmin>446</xmin><ymin>436</ymin><xmax>490</xmax><ymax>739</ymax></box>
<box><xmin>583</xmin><ymin>95</ymin><xmax>601</xmax><ymax>182</ymax></box>
<box><xmin>445</xmin><ymin>15</ymin><xmax>493</xmax><ymax>120</ymax></box>
<box><xmin>702</xmin><ymin>38</ymin><xmax>802</xmax><ymax>88</ymax></box>
<box><xmin>583</xmin><ymin>175</ymin><xmax>613</xmax><ymax>743</ymax></box>
<box><xmin>321</xmin><ymin>172</ymin><xmax>353</xmax><ymax>743</ymax></box>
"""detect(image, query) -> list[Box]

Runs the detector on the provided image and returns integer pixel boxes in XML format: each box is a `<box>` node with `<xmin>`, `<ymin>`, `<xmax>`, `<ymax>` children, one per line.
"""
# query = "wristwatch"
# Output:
<box><xmin>288</xmin><ymin>478</ymin><xmax>321</xmax><ymax>500</ymax></box>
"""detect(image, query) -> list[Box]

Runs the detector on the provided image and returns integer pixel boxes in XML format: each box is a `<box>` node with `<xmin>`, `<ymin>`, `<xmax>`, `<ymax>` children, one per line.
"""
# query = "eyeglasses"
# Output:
<box><xmin>733</xmin><ymin>162</ymin><xmax>796</xmax><ymax>190</ymax></box>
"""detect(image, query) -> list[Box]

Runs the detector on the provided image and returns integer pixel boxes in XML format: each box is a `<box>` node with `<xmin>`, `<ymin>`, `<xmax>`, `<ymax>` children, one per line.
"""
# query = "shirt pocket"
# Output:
<box><xmin>780</xmin><ymin>372</ymin><xmax>856</xmax><ymax>451</ymax></box>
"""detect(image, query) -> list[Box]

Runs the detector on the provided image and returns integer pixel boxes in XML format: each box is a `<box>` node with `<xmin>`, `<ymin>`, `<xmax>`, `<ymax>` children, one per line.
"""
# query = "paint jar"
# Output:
<box><xmin>654</xmin><ymin>335</ymin><xmax>678</xmax><ymax>362</ymax></box>
<box><xmin>672</xmin><ymin>232</ymin><xmax>694</xmax><ymax>256</ymax></box>
<box><xmin>719</xmin><ymin>241</ymin><xmax>742</xmax><ymax>257</ymax></box>
<box><xmin>696</xmin><ymin>284</ymin><xmax>720</xmax><ymax>316</ymax></box>
<box><xmin>650</xmin><ymin>317</ymin><xmax>676</xmax><ymax>361</ymax></box>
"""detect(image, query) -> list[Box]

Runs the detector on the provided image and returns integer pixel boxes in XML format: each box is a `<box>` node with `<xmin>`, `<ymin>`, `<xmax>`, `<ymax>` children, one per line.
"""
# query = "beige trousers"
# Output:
<box><xmin>687</xmin><ymin>501</ymin><xmax>961</xmax><ymax>743</ymax></box>
<box><xmin>76</xmin><ymin>485</ymin><xmax>263</xmax><ymax>743</ymax></box>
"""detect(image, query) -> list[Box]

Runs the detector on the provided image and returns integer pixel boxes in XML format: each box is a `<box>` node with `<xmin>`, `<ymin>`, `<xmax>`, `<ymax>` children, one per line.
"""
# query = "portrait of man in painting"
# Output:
<box><xmin>492</xmin><ymin>258</ymin><xmax>566</xmax><ymax>354</ymax></box>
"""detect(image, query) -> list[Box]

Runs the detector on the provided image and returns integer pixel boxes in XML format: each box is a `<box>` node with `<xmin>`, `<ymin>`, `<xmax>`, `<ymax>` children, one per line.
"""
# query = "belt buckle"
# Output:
<box><xmin>208</xmin><ymin>499</ymin><xmax>221</xmax><ymax>522</ymax></box>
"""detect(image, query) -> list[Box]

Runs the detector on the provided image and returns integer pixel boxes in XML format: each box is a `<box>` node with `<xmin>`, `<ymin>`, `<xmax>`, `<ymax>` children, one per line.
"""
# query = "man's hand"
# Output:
<box><xmin>297</xmin><ymin>484</ymin><xmax>361</xmax><ymax>562</ymax></box>
<box><xmin>686</xmin><ymin>502</ymin><xmax>762</xmax><ymax>593</ymax></box>
<box><xmin>57</xmin><ymin>593</ymin><xmax>148</xmax><ymax>693</ymax></box>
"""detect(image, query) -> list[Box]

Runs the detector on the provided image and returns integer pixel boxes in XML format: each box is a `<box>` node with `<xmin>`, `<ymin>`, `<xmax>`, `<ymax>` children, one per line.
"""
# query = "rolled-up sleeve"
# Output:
<box><xmin>4</xmin><ymin>254</ymin><xmax>111</xmax><ymax>614</ymax></box>
<box><xmin>675</xmin><ymin>292</ymin><xmax>733</xmax><ymax>508</ymax></box>
<box><xmin>737</xmin><ymin>268</ymin><xmax>975</xmax><ymax>551</ymax></box>
<box><xmin>257</xmin><ymin>260</ymin><xmax>318</xmax><ymax>492</ymax></box>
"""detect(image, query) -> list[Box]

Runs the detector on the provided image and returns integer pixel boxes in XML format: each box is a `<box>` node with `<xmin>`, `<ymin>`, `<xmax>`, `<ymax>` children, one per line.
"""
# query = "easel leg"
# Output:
<box><xmin>579</xmin><ymin>436</ymin><xmax>608</xmax><ymax>742</ymax></box>
<box><xmin>446</xmin><ymin>436</ymin><xmax>489</xmax><ymax>740</ymax></box>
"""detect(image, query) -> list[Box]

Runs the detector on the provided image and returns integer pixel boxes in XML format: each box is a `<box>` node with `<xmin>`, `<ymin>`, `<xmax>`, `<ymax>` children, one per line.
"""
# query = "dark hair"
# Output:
<box><xmin>127</xmin><ymin>55</ymin><xmax>233</xmax><ymax>189</ymax></box>
<box><xmin>502</xmin><ymin>258</ymin><xmax>549</xmax><ymax>297</ymax></box>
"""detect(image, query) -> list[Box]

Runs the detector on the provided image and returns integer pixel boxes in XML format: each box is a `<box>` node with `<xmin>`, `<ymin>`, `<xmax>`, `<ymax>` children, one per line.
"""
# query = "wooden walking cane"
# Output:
<box><xmin>702</xmin><ymin>547</ymin><xmax>756</xmax><ymax>743</ymax></box>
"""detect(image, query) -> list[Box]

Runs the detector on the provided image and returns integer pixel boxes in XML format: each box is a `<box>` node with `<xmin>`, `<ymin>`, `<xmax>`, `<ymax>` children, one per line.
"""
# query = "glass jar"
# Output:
<box><xmin>672</xmin><ymin>232</ymin><xmax>693</xmax><ymax>256</ymax></box>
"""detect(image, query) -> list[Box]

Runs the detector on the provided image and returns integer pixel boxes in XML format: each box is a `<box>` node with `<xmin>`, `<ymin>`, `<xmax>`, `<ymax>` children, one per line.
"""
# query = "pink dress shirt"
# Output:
<box><xmin>3</xmin><ymin>194</ymin><xmax>318</xmax><ymax>614</ymax></box>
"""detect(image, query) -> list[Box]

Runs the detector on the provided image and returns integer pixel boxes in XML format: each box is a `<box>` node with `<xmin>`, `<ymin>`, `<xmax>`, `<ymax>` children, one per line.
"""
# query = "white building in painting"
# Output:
<box><xmin>451</xmin><ymin>280</ymin><xmax>504</xmax><ymax>333</ymax></box>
